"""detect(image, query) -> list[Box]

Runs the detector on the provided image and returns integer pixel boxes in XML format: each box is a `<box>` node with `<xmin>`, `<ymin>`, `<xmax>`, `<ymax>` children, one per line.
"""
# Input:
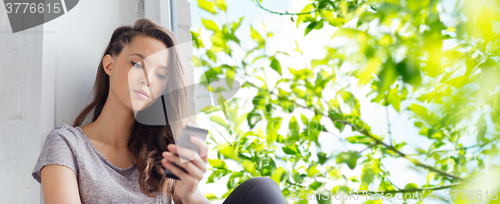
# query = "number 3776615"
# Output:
<box><xmin>5</xmin><ymin>3</ymin><xmax>61</xmax><ymax>14</ymax></box>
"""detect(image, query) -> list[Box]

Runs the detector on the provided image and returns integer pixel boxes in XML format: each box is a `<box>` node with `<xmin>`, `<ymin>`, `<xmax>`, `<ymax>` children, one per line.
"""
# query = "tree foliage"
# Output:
<box><xmin>193</xmin><ymin>0</ymin><xmax>500</xmax><ymax>203</ymax></box>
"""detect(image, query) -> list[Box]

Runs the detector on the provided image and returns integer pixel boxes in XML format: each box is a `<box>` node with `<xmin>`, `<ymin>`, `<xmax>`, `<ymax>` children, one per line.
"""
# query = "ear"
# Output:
<box><xmin>102</xmin><ymin>54</ymin><xmax>115</xmax><ymax>76</ymax></box>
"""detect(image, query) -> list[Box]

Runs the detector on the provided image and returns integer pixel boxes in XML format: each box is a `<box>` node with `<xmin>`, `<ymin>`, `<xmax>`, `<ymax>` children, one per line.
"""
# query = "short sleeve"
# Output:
<box><xmin>32</xmin><ymin>126</ymin><xmax>79</xmax><ymax>183</ymax></box>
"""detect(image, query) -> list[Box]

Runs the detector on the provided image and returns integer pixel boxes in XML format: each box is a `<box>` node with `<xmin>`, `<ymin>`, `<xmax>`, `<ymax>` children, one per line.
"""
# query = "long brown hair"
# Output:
<box><xmin>73</xmin><ymin>18</ymin><xmax>192</xmax><ymax>203</ymax></box>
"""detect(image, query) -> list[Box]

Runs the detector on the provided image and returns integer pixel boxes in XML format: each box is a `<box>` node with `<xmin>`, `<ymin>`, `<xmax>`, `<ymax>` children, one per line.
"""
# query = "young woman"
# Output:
<box><xmin>31</xmin><ymin>19</ymin><xmax>287</xmax><ymax>204</ymax></box>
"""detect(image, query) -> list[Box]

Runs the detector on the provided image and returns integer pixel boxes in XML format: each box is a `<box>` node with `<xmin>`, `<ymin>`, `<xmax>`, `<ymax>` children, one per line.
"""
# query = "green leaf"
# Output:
<box><xmin>378</xmin><ymin>59</ymin><xmax>398</xmax><ymax>95</ymax></box>
<box><xmin>294</xmin><ymin>40</ymin><xmax>303</xmax><ymax>54</ymax></box>
<box><xmin>198</xmin><ymin>0</ymin><xmax>216</xmax><ymax>14</ymax></box>
<box><xmin>282</xmin><ymin>144</ymin><xmax>299</xmax><ymax>155</ymax></box>
<box><xmin>288</xmin><ymin>116</ymin><xmax>299</xmax><ymax>139</ymax></box>
<box><xmin>191</xmin><ymin>30</ymin><xmax>205</xmax><ymax>48</ymax></box>
<box><xmin>478</xmin><ymin>159</ymin><xmax>485</xmax><ymax>170</ymax></box>
<box><xmin>242</xmin><ymin>160</ymin><xmax>258</xmax><ymax>176</ymax></box>
<box><xmin>339</xmin><ymin>90</ymin><xmax>360</xmax><ymax>116</ymax></box>
<box><xmin>226</xmin><ymin>69</ymin><xmax>235</xmax><ymax>88</ymax></box>
<box><xmin>345</xmin><ymin>135</ymin><xmax>371</xmax><ymax>145</ymax></box>
<box><xmin>208</xmin><ymin>158</ymin><xmax>228</xmax><ymax>169</ymax></box>
<box><xmin>266</xmin><ymin>117</ymin><xmax>282</xmax><ymax>145</ymax></box>
<box><xmin>387</xmin><ymin>88</ymin><xmax>401</xmax><ymax>111</ymax></box>
<box><xmin>357</xmin><ymin>58</ymin><xmax>382</xmax><ymax>85</ymax></box>
<box><xmin>215</xmin><ymin>0</ymin><xmax>227</xmax><ymax>12</ymax></box>
<box><xmin>300</xmin><ymin>114</ymin><xmax>309</xmax><ymax>126</ymax></box>
<box><xmin>426</xmin><ymin>172</ymin><xmax>435</xmax><ymax>184</ymax></box>
<box><xmin>327</xmin><ymin>167</ymin><xmax>341</xmax><ymax>179</ymax></box>
<box><xmin>218</xmin><ymin>144</ymin><xmax>238</xmax><ymax>161</ymax></box>
<box><xmin>307</xmin><ymin>164</ymin><xmax>321</xmax><ymax>177</ymax></box>
<box><xmin>247</xmin><ymin>111</ymin><xmax>261</xmax><ymax>129</ymax></box>
<box><xmin>231</xmin><ymin>17</ymin><xmax>244</xmax><ymax>33</ymax></box>
<box><xmin>250</xmin><ymin>26</ymin><xmax>265</xmax><ymax>47</ymax></box>
<box><xmin>217</xmin><ymin>93</ymin><xmax>229</xmax><ymax>119</ymax></box>
<box><xmin>205</xmin><ymin>193</ymin><xmax>218</xmax><ymax>200</ymax></box>
<box><xmin>403</xmin><ymin>183</ymin><xmax>419</xmax><ymax>199</ymax></box>
<box><xmin>477</xmin><ymin>117</ymin><xmax>487</xmax><ymax>143</ymax></box>
<box><xmin>206</xmin><ymin>49</ymin><xmax>217</xmax><ymax>62</ymax></box>
<box><xmin>292</xmin><ymin>169</ymin><xmax>305</xmax><ymax>183</ymax></box>
<box><xmin>361</xmin><ymin>159</ymin><xmax>381</xmax><ymax>185</ymax></box>
<box><xmin>271</xmin><ymin>167</ymin><xmax>287</xmax><ymax>185</ymax></box>
<box><xmin>408</xmin><ymin>104</ymin><xmax>430</xmax><ymax>121</ymax></box>
<box><xmin>317</xmin><ymin>152</ymin><xmax>328</xmax><ymax>164</ymax></box>
<box><xmin>304</xmin><ymin>21</ymin><xmax>318</xmax><ymax>36</ymax></box>
<box><xmin>396</xmin><ymin>58</ymin><xmax>421</xmax><ymax>86</ymax></box>
<box><xmin>361</xmin><ymin>165</ymin><xmax>375</xmax><ymax>184</ymax></box>
<box><xmin>310</xmin><ymin>181</ymin><xmax>322</xmax><ymax>190</ymax></box>
<box><xmin>202</xmin><ymin>18</ymin><xmax>220</xmax><ymax>32</ymax></box>
<box><xmin>210</xmin><ymin>115</ymin><xmax>227</xmax><ymax>127</ymax></box>
<box><xmin>336</xmin><ymin>151</ymin><xmax>360</xmax><ymax>169</ymax></box>
<box><xmin>270</xmin><ymin>56</ymin><xmax>282</xmax><ymax>75</ymax></box>
<box><xmin>296</xmin><ymin>4</ymin><xmax>314</xmax><ymax>28</ymax></box>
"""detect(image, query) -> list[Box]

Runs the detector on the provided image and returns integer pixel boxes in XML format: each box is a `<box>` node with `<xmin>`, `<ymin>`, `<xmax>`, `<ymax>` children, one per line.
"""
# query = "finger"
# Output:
<box><xmin>183</xmin><ymin>156</ymin><xmax>207</xmax><ymax>173</ymax></box>
<box><xmin>162</xmin><ymin>145</ymin><xmax>178</xmax><ymax>162</ymax></box>
<box><xmin>165</xmin><ymin>144</ymin><xmax>197</xmax><ymax>162</ymax></box>
<box><xmin>162</xmin><ymin>159</ymin><xmax>196</xmax><ymax>182</ymax></box>
<box><xmin>190</xmin><ymin>136</ymin><xmax>209</xmax><ymax>162</ymax></box>
<box><xmin>170</xmin><ymin>144</ymin><xmax>201</xmax><ymax>161</ymax></box>
<box><xmin>166</xmin><ymin>146</ymin><xmax>207</xmax><ymax>173</ymax></box>
<box><xmin>167</xmin><ymin>144</ymin><xmax>178</xmax><ymax>155</ymax></box>
<box><xmin>163</xmin><ymin>153</ymin><xmax>205</xmax><ymax>180</ymax></box>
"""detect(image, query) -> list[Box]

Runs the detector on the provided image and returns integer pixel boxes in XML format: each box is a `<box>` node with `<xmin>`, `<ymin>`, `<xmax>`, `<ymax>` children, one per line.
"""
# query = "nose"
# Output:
<box><xmin>141</xmin><ymin>80</ymin><xmax>150</xmax><ymax>87</ymax></box>
<box><xmin>139</xmin><ymin>63</ymin><xmax>151</xmax><ymax>87</ymax></box>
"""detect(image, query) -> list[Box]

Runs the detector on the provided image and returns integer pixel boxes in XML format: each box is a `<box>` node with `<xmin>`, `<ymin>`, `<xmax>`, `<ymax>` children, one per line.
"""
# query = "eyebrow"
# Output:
<box><xmin>130</xmin><ymin>53</ymin><xmax>169</xmax><ymax>70</ymax></box>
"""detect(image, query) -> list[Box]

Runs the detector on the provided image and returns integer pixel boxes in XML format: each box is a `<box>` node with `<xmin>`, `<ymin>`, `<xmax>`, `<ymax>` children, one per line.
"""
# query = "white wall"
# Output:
<box><xmin>0</xmin><ymin>2</ymin><xmax>43</xmax><ymax>203</ymax></box>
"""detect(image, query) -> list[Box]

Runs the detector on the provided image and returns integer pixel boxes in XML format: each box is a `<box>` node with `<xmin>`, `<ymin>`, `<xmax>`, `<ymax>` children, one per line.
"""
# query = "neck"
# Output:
<box><xmin>90</xmin><ymin>94</ymin><xmax>136</xmax><ymax>149</ymax></box>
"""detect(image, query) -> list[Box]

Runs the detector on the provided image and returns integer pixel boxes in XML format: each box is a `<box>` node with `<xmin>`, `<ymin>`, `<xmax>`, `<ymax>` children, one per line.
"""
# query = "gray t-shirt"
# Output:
<box><xmin>32</xmin><ymin>124</ymin><xmax>170</xmax><ymax>203</ymax></box>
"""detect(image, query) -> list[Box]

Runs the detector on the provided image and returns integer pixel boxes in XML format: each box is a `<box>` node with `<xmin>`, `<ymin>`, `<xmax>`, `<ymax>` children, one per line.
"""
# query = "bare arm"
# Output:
<box><xmin>40</xmin><ymin>164</ymin><xmax>81</xmax><ymax>204</ymax></box>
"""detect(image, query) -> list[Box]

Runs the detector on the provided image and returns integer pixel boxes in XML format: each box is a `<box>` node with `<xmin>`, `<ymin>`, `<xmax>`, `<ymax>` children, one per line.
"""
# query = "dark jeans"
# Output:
<box><xmin>222</xmin><ymin>177</ymin><xmax>287</xmax><ymax>204</ymax></box>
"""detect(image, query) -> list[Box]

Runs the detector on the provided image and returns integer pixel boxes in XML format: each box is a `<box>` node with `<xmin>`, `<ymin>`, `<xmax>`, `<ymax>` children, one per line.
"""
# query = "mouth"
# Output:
<box><xmin>134</xmin><ymin>90</ymin><xmax>149</xmax><ymax>99</ymax></box>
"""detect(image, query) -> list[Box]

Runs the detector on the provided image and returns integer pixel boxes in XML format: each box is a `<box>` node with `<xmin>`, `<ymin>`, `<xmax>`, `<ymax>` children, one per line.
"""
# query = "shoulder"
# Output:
<box><xmin>44</xmin><ymin>124</ymin><xmax>84</xmax><ymax>147</ymax></box>
<box><xmin>33</xmin><ymin>124</ymin><xmax>83</xmax><ymax>183</ymax></box>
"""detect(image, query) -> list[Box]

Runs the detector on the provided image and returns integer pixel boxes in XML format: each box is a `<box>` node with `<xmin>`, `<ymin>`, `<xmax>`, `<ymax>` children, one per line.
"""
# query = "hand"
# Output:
<box><xmin>162</xmin><ymin>136</ymin><xmax>210</xmax><ymax>204</ymax></box>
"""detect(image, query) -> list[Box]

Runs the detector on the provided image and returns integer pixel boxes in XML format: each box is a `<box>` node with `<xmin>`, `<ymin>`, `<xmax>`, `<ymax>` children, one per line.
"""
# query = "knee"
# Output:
<box><xmin>240</xmin><ymin>177</ymin><xmax>283</xmax><ymax>195</ymax></box>
<box><xmin>242</xmin><ymin>177</ymin><xmax>279</xmax><ymax>188</ymax></box>
<box><xmin>228</xmin><ymin>177</ymin><xmax>287</xmax><ymax>204</ymax></box>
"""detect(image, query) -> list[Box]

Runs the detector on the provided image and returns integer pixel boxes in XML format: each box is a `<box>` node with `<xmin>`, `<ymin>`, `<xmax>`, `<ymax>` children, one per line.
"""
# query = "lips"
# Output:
<box><xmin>134</xmin><ymin>90</ymin><xmax>149</xmax><ymax>98</ymax></box>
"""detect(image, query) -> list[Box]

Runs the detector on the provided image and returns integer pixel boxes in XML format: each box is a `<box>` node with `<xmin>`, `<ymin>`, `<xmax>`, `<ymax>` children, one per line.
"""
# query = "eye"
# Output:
<box><xmin>131</xmin><ymin>61</ymin><xmax>143</xmax><ymax>68</ymax></box>
<box><xmin>156</xmin><ymin>73</ymin><xmax>167</xmax><ymax>79</ymax></box>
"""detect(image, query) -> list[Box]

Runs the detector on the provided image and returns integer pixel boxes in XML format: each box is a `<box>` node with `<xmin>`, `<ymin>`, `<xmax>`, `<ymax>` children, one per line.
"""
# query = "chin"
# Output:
<box><xmin>132</xmin><ymin>98</ymin><xmax>158</xmax><ymax>112</ymax></box>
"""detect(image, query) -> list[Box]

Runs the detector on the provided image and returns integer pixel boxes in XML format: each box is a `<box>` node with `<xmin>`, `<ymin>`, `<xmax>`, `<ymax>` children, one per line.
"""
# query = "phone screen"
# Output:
<box><xmin>176</xmin><ymin>125</ymin><xmax>209</xmax><ymax>160</ymax></box>
<box><xmin>164</xmin><ymin>125</ymin><xmax>209</xmax><ymax>180</ymax></box>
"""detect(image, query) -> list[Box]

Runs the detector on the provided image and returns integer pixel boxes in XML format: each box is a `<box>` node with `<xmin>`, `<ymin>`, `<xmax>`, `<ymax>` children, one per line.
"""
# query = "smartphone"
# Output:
<box><xmin>164</xmin><ymin>125</ymin><xmax>209</xmax><ymax>180</ymax></box>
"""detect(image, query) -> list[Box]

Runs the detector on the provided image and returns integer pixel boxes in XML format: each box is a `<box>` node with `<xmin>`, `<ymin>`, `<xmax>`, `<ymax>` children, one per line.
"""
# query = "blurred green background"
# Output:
<box><xmin>190</xmin><ymin>0</ymin><xmax>500</xmax><ymax>203</ymax></box>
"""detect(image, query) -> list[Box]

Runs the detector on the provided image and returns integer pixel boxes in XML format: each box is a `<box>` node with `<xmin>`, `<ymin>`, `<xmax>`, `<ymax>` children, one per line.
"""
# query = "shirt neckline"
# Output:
<box><xmin>75</xmin><ymin>125</ymin><xmax>137</xmax><ymax>173</ymax></box>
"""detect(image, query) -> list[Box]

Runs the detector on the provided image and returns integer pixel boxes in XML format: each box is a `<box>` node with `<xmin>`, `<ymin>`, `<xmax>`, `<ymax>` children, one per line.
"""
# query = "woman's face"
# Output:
<box><xmin>103</xmin><ymin>35</ymin><xmax>170</xmax><ymax>112</ymax></box>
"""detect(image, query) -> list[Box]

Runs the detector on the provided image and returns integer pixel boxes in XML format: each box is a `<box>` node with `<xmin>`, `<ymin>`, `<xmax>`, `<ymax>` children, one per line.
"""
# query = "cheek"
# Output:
<box><xmin>127</xmin><ymin>68</ymin><xmax>143</xmax><ymax>87</ymax></box>
<box><xmin>152</xmin><ymin>80</ymin><xmax>168</xmax><ymax>97</ymax></box>
<box><xmin>111</xmin><ymin>66</ymin><xmax>133</xmax><ymax>94</ymax></box>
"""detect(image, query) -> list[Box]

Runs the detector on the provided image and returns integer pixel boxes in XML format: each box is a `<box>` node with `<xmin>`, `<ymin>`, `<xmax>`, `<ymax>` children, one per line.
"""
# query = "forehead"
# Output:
<box><xmin>125</xmin><ymin>35</ymin><xmax>170</xmax><ymax>62</ymax></box>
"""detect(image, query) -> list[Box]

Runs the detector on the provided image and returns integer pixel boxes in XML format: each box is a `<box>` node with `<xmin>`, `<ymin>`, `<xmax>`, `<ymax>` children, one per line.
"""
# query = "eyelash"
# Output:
<box><xmin>131</xmin><ymin>61</ymin><xmax>167</xmax><ymax>80</ymax></box>
<box><xmin>131</xmin><ymin>61</ymin><xmax>143</xmax><ymax>68</ymax></box>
